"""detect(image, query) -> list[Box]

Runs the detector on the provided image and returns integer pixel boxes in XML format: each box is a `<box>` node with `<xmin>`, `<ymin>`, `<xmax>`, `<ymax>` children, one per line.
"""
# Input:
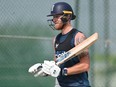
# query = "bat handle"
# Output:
<box><xmin>34</xmin><ymin>70</ymin><xmax>44</xmax><ymax>77</ymax></box>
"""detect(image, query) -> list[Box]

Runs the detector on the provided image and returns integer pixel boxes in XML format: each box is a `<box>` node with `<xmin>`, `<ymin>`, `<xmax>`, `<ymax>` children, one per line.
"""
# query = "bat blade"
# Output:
<box><xmin>56</xmin><ymin>32</ymin><xmax>98</xmax><ymax>65</ymax></box>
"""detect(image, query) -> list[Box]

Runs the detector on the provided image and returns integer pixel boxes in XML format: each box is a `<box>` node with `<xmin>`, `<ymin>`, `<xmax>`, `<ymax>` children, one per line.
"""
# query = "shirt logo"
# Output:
<box><xmin>56</xmin><ymin>51</ymin><xmax>71</xmax><ymax>63</ymax></box>
<box><xmin>55</xmin><ymin>44</ymin><xmax>59</xmax><ymax>48</ymax></box>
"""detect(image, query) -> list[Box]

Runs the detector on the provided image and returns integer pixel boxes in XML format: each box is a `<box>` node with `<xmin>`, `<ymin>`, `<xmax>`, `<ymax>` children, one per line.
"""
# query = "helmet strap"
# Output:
<box><xmin>60</xmin><ymin>14</ymin><xmax>71</xmax><ymax>29</ymax></box>
<box><xmin>61</xmin><ymin>14</ymin><xmax>71</xmax><ymax>24</ymax></box>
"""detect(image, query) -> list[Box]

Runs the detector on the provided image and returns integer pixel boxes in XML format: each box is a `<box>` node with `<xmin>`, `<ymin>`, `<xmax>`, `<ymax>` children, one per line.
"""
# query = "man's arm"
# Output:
<box><xmin>66</xmin><ymin>32</ymin><xmax>90</xmax><ymax>75</ymax></box>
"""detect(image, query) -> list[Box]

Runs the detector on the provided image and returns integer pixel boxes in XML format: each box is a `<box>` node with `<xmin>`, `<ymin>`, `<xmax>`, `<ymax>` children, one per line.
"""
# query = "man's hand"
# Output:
<box><xmin>28</xmin><ymin>63</ymin><xmax>48</xmax><ymax>77</ymax></box>
<box><xmin>42</xmin><ymin>60</ymin><xmax>61</xmax><ymax>77</ymax></box>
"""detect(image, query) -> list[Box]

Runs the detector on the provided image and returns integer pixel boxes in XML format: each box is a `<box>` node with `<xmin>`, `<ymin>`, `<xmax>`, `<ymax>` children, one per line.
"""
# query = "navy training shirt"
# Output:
<box><xmin>54</xmin><ymin>29</ymin><xmax>90</xmax><ymax>87</ymax></box>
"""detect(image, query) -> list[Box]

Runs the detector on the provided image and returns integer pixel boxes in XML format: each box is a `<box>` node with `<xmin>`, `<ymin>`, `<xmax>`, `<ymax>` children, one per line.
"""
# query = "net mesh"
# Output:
<box><xmin>0</xmin><ymin>0</ymin><xmax>116</xmax><ymax>87</ymax></box>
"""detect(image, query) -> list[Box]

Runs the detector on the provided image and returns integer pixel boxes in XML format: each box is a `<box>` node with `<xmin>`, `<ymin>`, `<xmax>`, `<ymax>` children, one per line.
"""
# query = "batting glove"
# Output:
<box><xmin>42</xmin><ymin>60</ymin><xmax>61</xmax><ymax>77</ymax></box>
<box><xmin>28</xmin><ymin>63</ymin><xmax>48</xmax><ymax>77</ymax></box>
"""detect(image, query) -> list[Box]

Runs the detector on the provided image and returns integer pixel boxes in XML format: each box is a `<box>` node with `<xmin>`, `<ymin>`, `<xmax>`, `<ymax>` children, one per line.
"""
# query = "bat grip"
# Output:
<box><xmin>34</xmin><ymin>70</ymin><xmax>44</xmax><ymax>77</ymax></box>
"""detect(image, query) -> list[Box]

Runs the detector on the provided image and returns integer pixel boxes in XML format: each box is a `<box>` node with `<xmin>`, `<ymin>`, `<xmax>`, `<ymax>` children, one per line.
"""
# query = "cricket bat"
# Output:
<box><xmin>56</xmin><ymin>32</ymin><xmax>98</xmax><ymax>65</ymax></box>
<box><xmin>29</xmin><ymin>32</ymin><xmax>98</xmax><ymax>77</ymax></box>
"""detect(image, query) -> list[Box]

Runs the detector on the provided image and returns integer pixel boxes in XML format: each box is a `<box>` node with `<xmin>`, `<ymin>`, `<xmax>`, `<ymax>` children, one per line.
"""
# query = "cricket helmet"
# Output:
<box><xmin>47</xmin><ymin>2</ymin><xmax>76</xmax><ymax>20</ymax></box>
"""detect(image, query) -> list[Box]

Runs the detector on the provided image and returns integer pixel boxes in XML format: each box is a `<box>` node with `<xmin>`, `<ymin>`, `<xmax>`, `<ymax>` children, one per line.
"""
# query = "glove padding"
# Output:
<box><xmin>42</xmin><ymin>60</ymin><xmax>61</xmax><ymax>77</ymax></box>
<box><xmin>28</xmin><ymin>63</ymin><xmax>48</xmax><ymax>77</ymax></box>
